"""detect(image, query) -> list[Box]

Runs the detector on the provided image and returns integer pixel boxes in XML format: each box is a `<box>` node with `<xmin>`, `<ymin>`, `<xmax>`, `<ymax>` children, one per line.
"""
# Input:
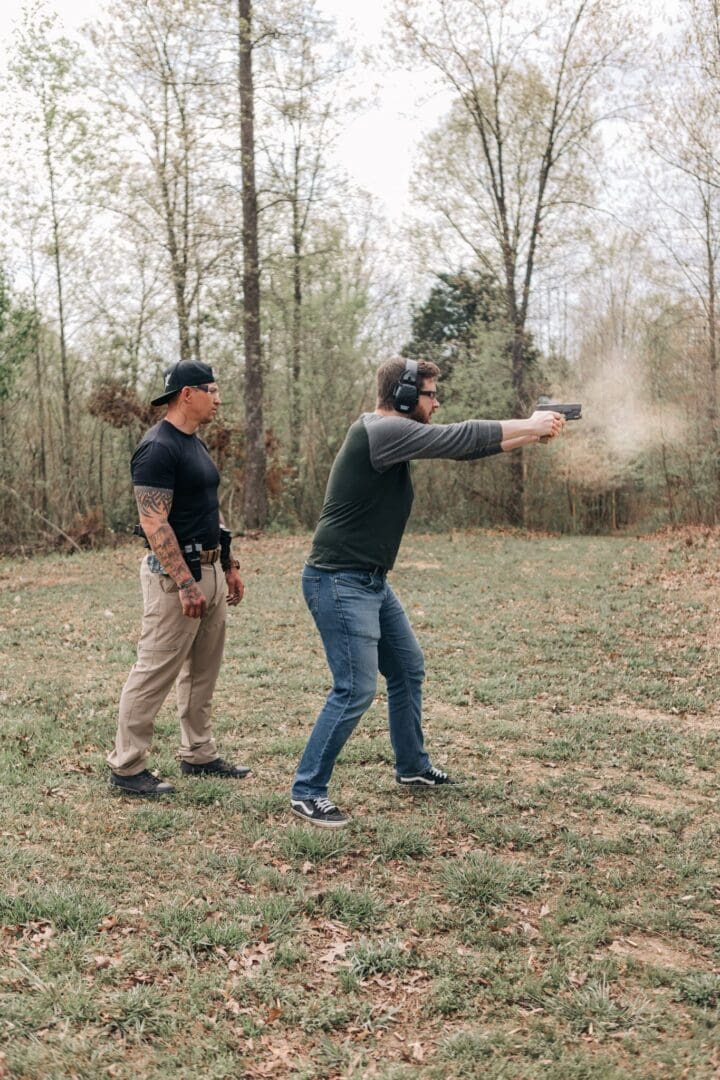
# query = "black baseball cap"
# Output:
<box><xmin>151</xmin><ymin>360</ymin><xmax>216</xmax><ymax>406</ymax></box>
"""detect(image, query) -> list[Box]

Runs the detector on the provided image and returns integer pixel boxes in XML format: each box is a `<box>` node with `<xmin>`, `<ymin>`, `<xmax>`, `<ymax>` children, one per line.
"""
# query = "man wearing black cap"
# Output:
<box><xmin>107</xmin><ymin>360</ymin><xmax>251</xmax><ymax>796</ymax></box>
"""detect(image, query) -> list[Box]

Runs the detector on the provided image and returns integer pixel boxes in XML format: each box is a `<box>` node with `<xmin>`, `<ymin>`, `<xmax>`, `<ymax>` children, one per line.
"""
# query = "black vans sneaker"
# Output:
<box><xmin>397</xmin><ymin>766</ymin><xmax>453</xmax><ymax>787</ymax></box>
<box><xmin>109</xmin><ymin>769</ymin><xmax>175</xmax><ymax>797</ymax></box>
<box><xmin>290</xmin><ymin>797</ymin><xmax>349</xmax><ymax>828</ymax></box>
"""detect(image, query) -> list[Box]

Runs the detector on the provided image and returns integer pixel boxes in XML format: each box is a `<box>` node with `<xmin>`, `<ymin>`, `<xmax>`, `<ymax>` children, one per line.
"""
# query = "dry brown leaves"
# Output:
<box><xmin>1</xmin><ymin>920</ymin><xmax>55</xmax><ymax>958</ymax></box>
<box><xmin>237</xmin><ymin>1036</ymin><xmax>305</xmax><ymax>1078</ymax></box>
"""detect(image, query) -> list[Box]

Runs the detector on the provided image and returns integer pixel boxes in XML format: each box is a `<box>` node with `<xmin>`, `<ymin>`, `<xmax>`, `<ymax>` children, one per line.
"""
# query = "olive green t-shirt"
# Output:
<box><xmin>307</xmin><ymin>413</ymin><xmax>503</xmax><ymax>572</ymax></box>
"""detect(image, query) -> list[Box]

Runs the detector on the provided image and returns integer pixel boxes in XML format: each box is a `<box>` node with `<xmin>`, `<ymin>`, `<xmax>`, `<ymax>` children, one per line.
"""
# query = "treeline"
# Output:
<box><xmin>0</xmin><ymin>0</ymin><xmax>719</xmax><ymax>550</ymax></box>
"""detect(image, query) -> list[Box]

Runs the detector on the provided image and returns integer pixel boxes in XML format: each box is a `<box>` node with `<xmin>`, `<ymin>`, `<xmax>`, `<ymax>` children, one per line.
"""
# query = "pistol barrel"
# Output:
<box><xmin>537</xmin><ymin>402</ymin><xmax>582</xmax><ymax>420</ymax></box>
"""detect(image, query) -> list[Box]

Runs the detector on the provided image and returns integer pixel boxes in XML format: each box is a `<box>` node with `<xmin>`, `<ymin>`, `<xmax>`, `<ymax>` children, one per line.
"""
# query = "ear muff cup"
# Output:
<box><xmin>393</xmin><ymin>359</ymin><xmax>419</xmax><ymax>413</ymax></box>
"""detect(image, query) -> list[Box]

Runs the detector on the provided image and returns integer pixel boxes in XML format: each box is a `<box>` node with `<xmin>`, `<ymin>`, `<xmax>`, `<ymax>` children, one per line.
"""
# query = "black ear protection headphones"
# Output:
<box><xmin>392</xmin><ymin>359</ymin><xmax>419</xmax><ymax>413</ymax></box>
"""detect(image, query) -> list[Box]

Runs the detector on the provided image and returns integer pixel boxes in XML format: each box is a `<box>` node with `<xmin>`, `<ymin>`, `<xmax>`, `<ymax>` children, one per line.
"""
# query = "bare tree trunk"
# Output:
<box><xmin>290</xmin><ymin>196</ymin><xmax>302</xmax><ymax>463</ymax></box>
<box><xmin>703</xmin><ymin>192</ymin><xmax>720</xmax><ymax>518</ymax></box>
<box><xmin>44</xmin><ymin>126</ymin><xmax>73</xmax><ymax>475</ymax></box>
<box><xmin>29</xmin><ymin>265</ymin><xmax>48</xmax><ymax>516</ymax></box>
<box><xmin>507</xmin><ymin>330</ymin><xmax>527</xmax><ymax>526</ymax></box>
<box><xmin>238</xmin><ymin>0</ymin><xmax>267</xmax><ymax>528</ymax></box>
<box><xmin>154</xmin><ymin>77</ymin><xmax>192</xmax><ymax>362</ymax></box>
<box><xmin>659</xmin><ymin>435</ymin><xmax>676</xmax><ymax>524</ymax></box>
<box><xmin>98</xmin><ymin>422</ymin><xmax>105</xmax><ymax>524</ymax></box>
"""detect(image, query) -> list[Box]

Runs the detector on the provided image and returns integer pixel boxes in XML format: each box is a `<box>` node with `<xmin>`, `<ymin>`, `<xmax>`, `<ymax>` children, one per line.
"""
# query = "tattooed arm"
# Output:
<box><xmin>134</xmin><ymin>485</ymin><xmax>207</xmax><ymax>619</ymax></box>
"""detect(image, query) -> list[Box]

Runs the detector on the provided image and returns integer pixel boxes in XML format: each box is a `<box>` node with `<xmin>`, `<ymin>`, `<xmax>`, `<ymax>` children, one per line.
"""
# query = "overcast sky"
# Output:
<box><xmin>0</xmin><ymin>0</ymin><xmax>449</xmax><ymax>220</ymax></box>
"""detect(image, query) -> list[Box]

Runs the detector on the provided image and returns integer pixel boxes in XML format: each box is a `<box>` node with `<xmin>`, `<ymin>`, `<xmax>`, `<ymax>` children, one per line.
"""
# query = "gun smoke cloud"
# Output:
<box><xmin>553</xmin><ymin>349</ymin><xmax>684</xmax><ymax>489</ymax></box>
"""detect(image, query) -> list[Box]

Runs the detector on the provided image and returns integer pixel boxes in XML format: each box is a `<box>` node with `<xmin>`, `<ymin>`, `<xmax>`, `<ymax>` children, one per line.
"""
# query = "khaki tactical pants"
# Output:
<box><xmin>107</xmin><ymin>558</ymin><xmax>226</xmax><ymax>776</ymax></box>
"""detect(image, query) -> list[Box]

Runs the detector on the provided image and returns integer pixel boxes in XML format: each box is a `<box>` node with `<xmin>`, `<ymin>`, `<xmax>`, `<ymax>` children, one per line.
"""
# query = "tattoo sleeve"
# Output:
<box><xmin>134</xmin><ymin>485</ymin><xmax>193</xmax><ymax>587</ymax></box>
<box><xmin>135</xmin><ymin>485</ymin><xmax>173</xmax><ymax>517</ymax></box>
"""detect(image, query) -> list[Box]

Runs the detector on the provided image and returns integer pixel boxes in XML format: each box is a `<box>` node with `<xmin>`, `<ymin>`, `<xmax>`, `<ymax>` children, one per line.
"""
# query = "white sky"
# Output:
<box><xmin>0</xmin><ymin>0</ymin><xmax>448</xmax><ymax>220</ymax></box>
<box><xmin>314</xmin><ymin>0</ymin><xmax>450</xmax><ymax>218</ymax></box>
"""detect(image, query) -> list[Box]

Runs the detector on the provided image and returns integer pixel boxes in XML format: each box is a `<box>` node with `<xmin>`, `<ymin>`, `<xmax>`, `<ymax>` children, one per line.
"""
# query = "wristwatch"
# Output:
<box><xmin>222</xmin><ymin>558</ymin><xmax>240</xmax><ymax>572</ymax></box>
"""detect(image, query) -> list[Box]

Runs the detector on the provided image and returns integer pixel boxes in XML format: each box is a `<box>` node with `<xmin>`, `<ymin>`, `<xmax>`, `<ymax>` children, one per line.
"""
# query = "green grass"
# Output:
<box><xmin>1</xmin><ymin>529</ymin><xmax>720</xmax><ymax>1077</ymax></box>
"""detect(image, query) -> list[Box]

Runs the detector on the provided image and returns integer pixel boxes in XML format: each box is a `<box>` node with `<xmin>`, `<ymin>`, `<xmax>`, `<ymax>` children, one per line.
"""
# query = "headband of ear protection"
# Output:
<box><xmin>392</xmin><ymin>359</ymin><xmax>419</xmax><ymax>413</ymax></box>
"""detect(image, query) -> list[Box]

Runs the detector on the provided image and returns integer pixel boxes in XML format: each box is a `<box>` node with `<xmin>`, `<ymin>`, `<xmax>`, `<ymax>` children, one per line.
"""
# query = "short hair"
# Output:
<box><xmin>376</xmin><ymin>357</ymin><xmax>441</xmax><ymax>410</ymax></box>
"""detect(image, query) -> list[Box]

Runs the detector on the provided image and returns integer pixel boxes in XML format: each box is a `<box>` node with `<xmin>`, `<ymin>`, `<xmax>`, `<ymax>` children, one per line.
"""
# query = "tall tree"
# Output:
<box><xmin>394</xmin><ymin>0</ymin><xmax>631</xmax><ymax>522</ymax></box>
<box><xmin>88</xmin><ymin>0</ymin><xmax>222</xmax><ymax>366</ymax></box>
<box><xmin>7</xmin><ymin>6</ymin><xmax>86</xmax><ymax>478</ymax></box>
<box><xmin>643</xmin><ymin>0</ymin><xmax>720</xmax><ymax>514</ymax></box>
<box><xmin>238</xmin><ymin>0</ymin><xmax>268</xmax><ymax>528</ymax></box>
<box><xmin>402</xmin><ymin>270</ymin><xmax>506</xmax><ymax>370</ymax></box>
<box><xmin>260</xmin><ymin>1</ymin><xmax>351</xmax><ymax>464</ymax></box>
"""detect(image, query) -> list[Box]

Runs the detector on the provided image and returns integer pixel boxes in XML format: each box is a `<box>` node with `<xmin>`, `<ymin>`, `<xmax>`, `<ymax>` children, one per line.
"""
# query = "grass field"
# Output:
<box><xmin>1</xmin><ymin>529</ymin><xmax>720</xmax><ymax>1079</ymax></box>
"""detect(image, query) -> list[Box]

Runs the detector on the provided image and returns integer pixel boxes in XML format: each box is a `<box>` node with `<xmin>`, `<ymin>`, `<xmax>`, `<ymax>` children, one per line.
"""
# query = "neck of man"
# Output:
<box><xmin>375</xmin><ymin>404</ymin><xmax>420</xmax><ymax>420</ymax></box>
<box><xmin>164</xmin><ymin>405</ymin><xmax>199</xmax><ymax>435</ymax></box>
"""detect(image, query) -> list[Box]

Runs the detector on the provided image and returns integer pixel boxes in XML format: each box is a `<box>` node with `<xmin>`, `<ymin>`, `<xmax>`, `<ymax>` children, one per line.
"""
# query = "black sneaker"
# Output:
<box><xmin>290</xmin><ymin>797</ymin><xmax>349</xmax><ymax>828</ymax></box>
<box><xmin>397</xmin><ymin>766</ymin><xmax>453</xmax><ymax>786</ymax></box>
<box><xmin>180</xmin><ymin>757</ymin><xmax>252</xmax><ymax>779</ymax></box>
<box><xmin>109</xmin><ymin>769</ymin><xmax>175</xmax><ymax>797</ymax></box>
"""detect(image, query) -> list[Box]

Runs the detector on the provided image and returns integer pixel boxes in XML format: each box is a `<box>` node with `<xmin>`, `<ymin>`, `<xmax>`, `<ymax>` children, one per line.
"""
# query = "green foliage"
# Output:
<box><xmin>0</xmin><ymin>271</ymin><xmax>36</xmax><ymax>405</ymax></box>
<box><xmin>441</xmin><ymin>851</ymin><xmax>543</xmax><ymax>908</ymax></box>
<box><xmin>321</xmin><ymin>886</ymin><xmax>386</xmax><ymax>929</ymax></box>
<box><xmin>374</xmin><ymin>821</ymin><xmax>431</xmax><ymax>860</ymax></box>
<box><xmin>675</xmin><ymin>974</ymin><xmax>720</xmax><ymax>1009</ymax></box>
<box><xmin>102</xmin><ymin>985</ymin><xmax>175</xmax><ymax>1040</ymax></box>
<box><xmin>550</xmin><ymin>978</ymin><xmax>655</xmax><ymax>1035</ymax></box>
<box><xmin>279</xmin><ymin>824</ymin><xmax>350</xmax><ymax>863</ymax></box>
<box><xmin>403</xmin><ymin>270</ymin><xmax>505</xmax><ymax>367</ymax></box>
<box><xmin>401</xmin><ymin>268</ymin><xmax>523</xmax><ymax>419</ymax></box>
<box><xmin>0</xmin><ymin>887</ymin><xmax>108</xmax><ymax>936</ymax></box>
<box><xmin>347</xmin><ymin>938</ymin><xmax>414</xmax><ymax>977</ymax></box>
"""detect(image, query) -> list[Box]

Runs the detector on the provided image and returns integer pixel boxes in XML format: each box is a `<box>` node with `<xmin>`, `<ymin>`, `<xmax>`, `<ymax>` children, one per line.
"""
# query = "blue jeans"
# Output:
<box><xmin>292</xmin><ymin>566</ymin><xmax>431</xmax><ymax>800</ymax></box>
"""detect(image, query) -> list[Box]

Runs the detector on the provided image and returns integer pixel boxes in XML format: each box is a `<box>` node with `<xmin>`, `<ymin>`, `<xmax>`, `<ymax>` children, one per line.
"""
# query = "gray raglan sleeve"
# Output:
<box><xmin>364</xmin><ymin>414</ymin><xmax>504</xmax><ymax>472</ymax></box>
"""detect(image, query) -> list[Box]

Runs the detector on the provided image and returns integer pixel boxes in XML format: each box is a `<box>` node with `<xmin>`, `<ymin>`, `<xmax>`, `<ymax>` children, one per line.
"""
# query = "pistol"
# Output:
<box><xmin>536</xmin><ymin>400</ymin><xmax>581</xmax><ymax>442</ymax></box>
<box><xmin>536</xmin><ymin>401</ymin><xmax>582</xmax><ymax>421</ymax></box>
<box><xmin>133</xmin><ymin>523</ymin><xmax>150</xmax><ymax>547</ymax></box>
<box><xmin>182</xmin><ymin>542</ymin><xmax>203</xmax><ymax>582</ymax></box>
<box><xmin>219</xmin><ymin>525</ymin><xmax>232</xmax><ymax>567</ymax></box>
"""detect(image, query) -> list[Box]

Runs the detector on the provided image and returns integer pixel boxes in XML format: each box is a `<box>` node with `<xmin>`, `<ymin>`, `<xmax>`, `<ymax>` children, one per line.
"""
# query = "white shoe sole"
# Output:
<box><xmin>290</xmin><ymin>805</ymin><xmax>349</xmax><ymax>828</ymax></box>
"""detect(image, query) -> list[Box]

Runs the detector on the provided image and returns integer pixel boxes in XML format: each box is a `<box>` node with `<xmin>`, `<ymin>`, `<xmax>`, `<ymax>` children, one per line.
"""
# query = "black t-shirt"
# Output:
<box><xmin>131</xmin><ymin>420</ymin><xmax>221</xmax><ymax>548</ymax></box>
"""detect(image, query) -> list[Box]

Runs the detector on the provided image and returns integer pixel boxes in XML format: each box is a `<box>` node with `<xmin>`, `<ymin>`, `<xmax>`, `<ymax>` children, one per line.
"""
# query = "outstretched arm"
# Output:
<box><xmin>134</xmin><ymin>485</ymin><xmax>207</xmax><ymax>619</ymax></box>
<box><xmin>366</xmin><ymin>410</ymin><xmax>565</xmax><ymax>470</ymax></box>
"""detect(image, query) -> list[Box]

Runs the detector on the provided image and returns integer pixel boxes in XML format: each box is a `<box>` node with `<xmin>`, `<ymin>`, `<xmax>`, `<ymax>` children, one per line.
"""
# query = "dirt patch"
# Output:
<box><xmin>395</xmin><ymin>560</ymin><xmax>442</xmax><ymax>571</ymax></box>
<box><xmin>606</xmin><ymin>934</ymin><xmax>706</xmax><ymax>972</ymax></box>
<box><xmin>603</xmin><ymin>702</ymin><xmax>720</xmax><ymax>738</ymax></box>
<box><xmin>677</xmin><ymin>711</ymin><xmax>720</xmax><ymax>735</ymax></box>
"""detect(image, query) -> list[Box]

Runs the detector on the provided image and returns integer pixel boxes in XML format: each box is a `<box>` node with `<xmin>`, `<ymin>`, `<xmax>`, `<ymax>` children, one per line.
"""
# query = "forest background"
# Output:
<box><xmin>0</xmin><ymin>0</ymin><xmax>717</xmax><ymax>548</ymax></box>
